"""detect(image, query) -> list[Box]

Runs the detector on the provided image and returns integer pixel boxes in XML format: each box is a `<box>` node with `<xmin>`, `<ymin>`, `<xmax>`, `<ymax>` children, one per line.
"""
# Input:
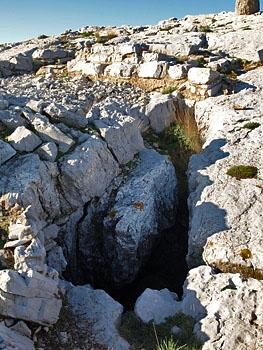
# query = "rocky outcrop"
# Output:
<box><xmin>187</xmin><ymin>67</ymin><xmax>263</xmax><ymax>275</ymax></box>
<box><xmin>235</xmin><ymin>0</ymin><xmax>260</xmax><ymax>15</ymax></box>
<box><xmin>135</xmin><ymin>266</ymin><xmax>263</xmax><ymax>349</ymax></box>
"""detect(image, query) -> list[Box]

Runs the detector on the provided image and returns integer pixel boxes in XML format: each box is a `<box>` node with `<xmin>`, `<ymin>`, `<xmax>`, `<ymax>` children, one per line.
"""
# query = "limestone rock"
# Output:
<box><xmin>145</xmin><ymin>93</ymin><xmax>176</xmax><ymax>132</ymax></box>
<box><xmin>168</xmin><ymin>63</ymin><xmax>190</xmax><ymax>80</ymax></box>
<box><xmin>0</xmin><ymin>154</ymin><xmax>60</xmax><ymax>220</ymax></box>
<box><xmin>181</xmin><ymin>266</ymin><xmax>263</xmax><ymax>349</ymax></box>
<box><xmin>23</xmin><ymin>111</ymin><xmax>75</xmax><ymax>153</ymax></box>
<box><xmin>82</xmin><ymin>148</ymin><xmax>177</xmax><ymax>287</ymax></box>
<box><xmin>8</xmin><ymin>126</ymin><xmax>42</xmax><ymax>152</ymax></box>
<box><xmin>104</xmin><ymin>62</ymin><xmax>135</xmax><ymax>78</ymax></box>
<box><xmin>188</xmin><ymin>68</ymin><xmax>220</xmax><ymax>85</ymax></box>
<box><xmin>92</xmin><ymin>112</ymin><xmax>145</xmax><ymax>164</ymax></box>
<box><xmin>0</xmin><ymin>139</ymin><xmax>16</xmax><ymax>165</ymax></box>
<box><xmin>135</xmin><ymin>288</ymin><xmax>181</xmax><ymax>324</ymax></box>
<box><xmin>0</xmin><ymin>269</ymin><xmax>62</xmax><ymax>325</ymax></box>
<box><xmin>235</xmin><ymin>0</ymin><xmax>260</xmax><ymax>15</ymax></box>
<box><xmin>0</xmin><ymin>322</ymin><xmax>35</xmax><ymax>350</ymax></box>
<box><xmin>67</xmin><ymin>60</ymin><xmax>106</xmax><ymax>77</ymax></box>
<box><xmin>35</xmin><ymin>141</ymin><xmax>58</xmax><ymax>161</ymax></box>
<box><xmin>66</xmin><ymin>283</ymin><xmax>130</xmax><ymax>350</ymax></box>
<box><xmin>44</xmin><ymin>102</ymin><xmax>88</xmax><ymax>129</ymax></box>
<box><xmin>59</xmin><ymin>135</ymin><xmax>120</xmax><ymax>209</ymax></box>
<box><xmin>0</xmin><ymin>110</ymin><xmax>27</xmax><ymax>130</ymax></box>
<box><xmin>138</xmin><ymin>61</ymin><xmax>167</xmax><ymax>79</ymax></box>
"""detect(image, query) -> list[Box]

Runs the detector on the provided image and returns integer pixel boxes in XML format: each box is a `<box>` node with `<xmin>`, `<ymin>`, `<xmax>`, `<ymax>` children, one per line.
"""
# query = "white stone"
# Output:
<box><xmin>168</xmin><ymin>64</ymin><xmax>190</xmax><ymax>80</ymax></box>
<box><xmin>138</xmin><ymin>61</ymin><xmax>168</xmax><ymax>79</ymax></box>
<box><xmin>0</xmin><ymin>322</ymin><xmax>35</xmax><ymax>350</ymax></box>
<box><xmin>188</xmin><ymin>67</ymin><xmax>220</xmax><ymax>85</ymax></box>
<box><xmin>67</xmin><ymin>61</ymin><xmax>106</xmax><ymax>77</ymax></box>
<box><xmin>135</xmin><ymin>288</ymin><xmax>181</xmax><ymax>324</ymax></box>
<box><xmin>35</xmin><ymin>141</ymin><xmax>58</xmax><ymax>161</ymax></box>
<box><xmin>8</xmin><ymin>126</ymin><xmax>42</xmax><ymax>152</ymax></box>
<box><xmin>104</xmin><ymin>62</ymin><xmax>134</xmax><ymax>78</ymax></box>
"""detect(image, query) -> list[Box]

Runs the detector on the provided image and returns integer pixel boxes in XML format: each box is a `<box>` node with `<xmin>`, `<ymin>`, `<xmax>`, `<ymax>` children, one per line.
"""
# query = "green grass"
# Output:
<box><xmin>81</xmin><ymin>31</ymin><xmax>94</xmax><ymax>38</ymax></box>
<box><xmin>163</xmin><ymin>87</ymin><xmax>177</xmax><ymax>95</ymax></box>
<box><xmin>200</xmin><ymin>25</ymin><xmax>213</xmax><ymax>33</ymax></box>
<box><xmin>226</xmin><ymin>165</ymin><xmax>258</xmax><ymax>180</ymax></box>
<box><xmin>118</xmin><ymin>312</ymin><xmax>202</xmax><ymax>350</ymax></box>
<box><xmin>243</xmin><ymin>122</ymin><xmax>260</xmax><ymax>130</ymax></box>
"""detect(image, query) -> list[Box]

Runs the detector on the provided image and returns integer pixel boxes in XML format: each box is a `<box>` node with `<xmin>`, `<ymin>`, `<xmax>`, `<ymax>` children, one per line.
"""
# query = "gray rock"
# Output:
<box><xmin>35</xmin><ymin>142</ymin><xmax>58</xmax><ymax>161</ymax></box>
<box><xmin>0</xmin><ymin>154</ymin><xmax>61</xmax><ymax>220</ymax></box>
<box><xmin>105</xmin><ymin>62</ymin><xmax>135</xmax><ymax>78</ymax></box>
<box><xmin>93</xmin><ymin>113</ymin><xmax>145</xmax><ymax>164</ymax></box>
<box><xmin>10</xmin><ymin>320</ymin><xmax>32</xmax><ymax>337</ymax></box>
<box><xmin>8</xmin><ymin>126</ymin><xmax>42</xmax><ymax>152</ymax></box>
<box><xmin>59</xmin><ymin>135</ymin><xmax>120</xmax><ymax>209</ymax></box>
<box><xmin>235</xmin><ymin>0</ymin><xmax>260</xmax><ymax>15</ymax></box>
<box><xmin>135</xmin><ymin>288</ymin><xmax>181</xmax><ymax>324</ymax></box>
<box><xmin>98</xmin><ymin>149</ymin><xmax>177</xmax><ymax>286</ymax></box>
<box><xmin>66</xmin><ymin>283</ymin><xmax>130</xmax><ymax>350</ymax></box>
<box><xmin>0</xmin><ymin>269</ymin><xmax>62</xmax><ymax>325</ymax></box>
<box><xmin>10</xmin><ymin>54</ymin><xmax>33</xmax><ymax>72</ymax></box>
<box><xmin>44</xmin><ymin>102</ymin><xmax>88</xmax><ymax>129</ymax></box>
<box><xmin>0</xmin><ymin>139</ymin><xmax>16</xmax><ymax>165</ymax></box>
<box><xmin>168</xmin><ymin>63</ymin><xmax>190</xmax><ymax>80</ymax></box>
<box><xmin>181</xmin><ymin>266</ymin><xmax>263</xmax><ymax>349</ymax></box>
<box><xmin>145</xmin><ymin>93</ymin><xmax>176</xmax><ymax>132</ymax></box>
<box><xmin>23</xmin><ymin>111</ymin><xmax>75</xmax><ymax>153</ymax></box>
<box><xmin>0</xmin><ymin>110</ymin><xmax>27</xmax><ymax>130</ymax></box>
<box><xmin>0</xmin><ymin>322</ymin><xmax>34</xmax><ymax>350</ymax></box>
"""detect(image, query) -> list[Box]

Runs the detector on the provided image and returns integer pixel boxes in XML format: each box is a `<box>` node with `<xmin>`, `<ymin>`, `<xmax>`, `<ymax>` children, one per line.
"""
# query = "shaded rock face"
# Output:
<box><xmin>62</xmin><ymin>149</ymin><xmax>178</xmax><ymax>289</ymax></box>
<box><xmin>235</xmin><ymin>0</ymin><xmax>260</xmax><ymax>14</ymax></box>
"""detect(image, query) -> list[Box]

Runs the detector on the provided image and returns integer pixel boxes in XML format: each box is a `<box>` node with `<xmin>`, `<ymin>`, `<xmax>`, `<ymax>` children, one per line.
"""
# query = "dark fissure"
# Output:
<box><xmin>62</xmin><ymin>101</ymin><xmax>202</xmax><ymax>310</ymax></box>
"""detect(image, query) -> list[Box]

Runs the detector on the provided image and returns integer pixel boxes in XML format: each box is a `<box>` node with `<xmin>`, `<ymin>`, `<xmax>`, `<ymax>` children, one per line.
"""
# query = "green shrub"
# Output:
<box><xmin>200</xmin><ymin>25</ymin><xmax>213</xmax><ymax>33</ymax></box>
<box><xmin>163</xmin><ymin>87</ymin><xmax>177</xmax><ymax>95</ymax></box>
<box><xmin>243</xmin><ymin>122</ymin><xmax>260</xmax><ymax>130</ymax></box>
<box><xmin>226</xmin><ymin>165</ymin><xmax>258</xmax><ymax>180</ymax></box>
<box><xmin>38</xmin><ymin>34</ymin><xmax>49</xmax><ymax>39</ymax></box>
<box><xmin>81</xmin><ymin>31</ymin><xmax>94</xmax><ymax>38</ymax></box>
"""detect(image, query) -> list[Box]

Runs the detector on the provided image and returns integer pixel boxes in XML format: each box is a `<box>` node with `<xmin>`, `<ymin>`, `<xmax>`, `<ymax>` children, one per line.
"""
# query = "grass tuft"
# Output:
<box><xmin>226</xmin><ymin>165</ymin><xmax>258</xmax><ymax>180</ymax></box>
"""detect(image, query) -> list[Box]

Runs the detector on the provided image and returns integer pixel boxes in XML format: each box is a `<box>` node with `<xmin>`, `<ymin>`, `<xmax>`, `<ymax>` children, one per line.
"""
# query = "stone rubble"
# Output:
<box><xmin>0</xmin><ymin>9</ymin><xmax>262</xmax><ymax>350</ymax></box>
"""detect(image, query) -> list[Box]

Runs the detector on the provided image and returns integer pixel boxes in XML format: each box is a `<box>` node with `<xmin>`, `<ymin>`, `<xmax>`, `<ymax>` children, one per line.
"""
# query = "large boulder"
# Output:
<box><xmin>235</xmin><ymin>0</ymin><xmax>260</xmax><ymax>15</ymax></box>
<box><xmin>58</xmin><ymin>135</ymin><xmax>120</xmax><ymax>210</ymax></box>
<box><xmin>0</xmin><ymin>269</ymin><xmax>62</xmax><ymax>325</ymax></box>
<box><xmin>65</xmin><ymin>283</ymin><xmax>130</xmax><ymax>350</ymax></box>
<box><xmin>78</xmin><ymin>148</ymin><xmax>177</xmax><ymax>287</ymax></box>
<box><xmin>0</xmin><ymin>154</ymin><xmax>61</xmax><ymax>220</ymax></box>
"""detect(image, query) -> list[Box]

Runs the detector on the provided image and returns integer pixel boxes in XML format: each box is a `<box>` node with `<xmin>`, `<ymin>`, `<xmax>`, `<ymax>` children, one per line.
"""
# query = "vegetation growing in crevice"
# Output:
<box><xmin>243</xmin><ymin>122</ymin><xmax>260</xmax><ymax>130</ymax></box>
<box><xmin>226</xmin><ymin>165</ymin><xmax>258</xmax><ymax>180</ymax></box>
<box><xmin>118</xmin><ymin>311</ymin><xmax>202</xmax><ymax>350</ymax></box>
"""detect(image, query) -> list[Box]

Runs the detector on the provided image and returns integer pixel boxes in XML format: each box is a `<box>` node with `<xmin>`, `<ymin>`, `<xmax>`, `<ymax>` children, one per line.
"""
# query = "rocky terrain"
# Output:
<box><xmin>0</xmin><ymin>9</ymin><xmax>263</xmax><ymax>350</ymax></box>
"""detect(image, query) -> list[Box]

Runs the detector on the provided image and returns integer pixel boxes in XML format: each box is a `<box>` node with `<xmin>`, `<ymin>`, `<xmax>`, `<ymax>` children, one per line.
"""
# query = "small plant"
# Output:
<box><xmin>226</xmin><ymin>165</ymin><xmax>258</xmax><ymax>180</ymax></box>
<box><xmin>243</xmin><ymin>122</ymin><xmax>260</xmax><ymax>130</ymax></box>
<box><xmin>81</xmin><ymin>31</ymin><xmax>94</xmax><ymax>38</ymax></box>
<box><xmin>200</xmin><ymin>25</ymin><xmax>213</xmax><ymax>33</ymax></box>
<box><xmin>194</xmin><ymin>57</ymin><xmax>206</xmax><ymax>67</ymax></box>
<box><xmin>157</xmin><ymin>338</ymin><xmax>187</xmax><ymax>350</ymax></box>
<box><xmin>38</xmin><ymin>34</ymin><xmax>49</xmax><ymax>39</ymax></box>
<box><xmin>163</xmin><ymin>87</ymin><xmax>177</xmax><ymax>95</ymax></box>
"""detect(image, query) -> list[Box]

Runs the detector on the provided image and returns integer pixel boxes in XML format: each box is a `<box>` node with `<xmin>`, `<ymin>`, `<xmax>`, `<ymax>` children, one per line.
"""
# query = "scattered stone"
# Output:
<box><xmin>8</xmin><ymin>126</ymin><xmax>42</xmax><ymax>152</ymax></box>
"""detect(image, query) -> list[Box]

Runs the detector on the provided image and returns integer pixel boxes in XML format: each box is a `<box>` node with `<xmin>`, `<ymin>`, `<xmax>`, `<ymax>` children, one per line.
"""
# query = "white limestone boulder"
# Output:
<box><xmin>135</xmin><ymin>288</ymin><xmax>181</xmax><ymax>324</ymax></box>
<box><xmin>138</xmin><ymin>61</ymin><xmax>168</xmax><ymax>79</ymax></box>
<box><xmin>58</xmin><ymin>135</ymin><xmax>120</xmax><ymax>209</ymax></box>
<box><xmin>66</xmin><ymin>283</ymin><xmax>130</xmax><ymax>350</ymax></box>
<box><xmin>104</xmin><ymin>62</ymin><xmax>135</xmax><ymax>78</ymax></box>
<box><xmin>67</xmin><ymin>60</ymin><xmax>106</xmax><ymax>77</ymax></box>
<box><xmin>145</xmin><ymin>93</ymin><xmax>176</xmax><ymax>132</ymax></box>
<box><xmin>168</xmin><ymin>63</ymin><xmax>190</xmax><ymax>80</ymax></box>
<box><xmin>0</xmin><ymin>154</ymin><xmax>61</xmax><ymax>220</ymax></box>
<box><xmin>188</xmin><ymin>67</ymin><xmax>220</xmax><ymax>85</ymax></box>
<box><xmin>8</xmin><ymin>126</ymin><xmax>42</xmax><ymax>152</ymax></box>
<box><xmin>187</xmin><ymin>67</ymin><xmax>263</xmax><ymax>271</ymax></box>
<box><xmin>181</xmin><ymin>266</ymin><xmax>263</xmax><ymax>350</ymax></box>
<box><xmin>0</xmin><ymin>269</ymin><xmax>62</xmax><ymax>325</ymax></box>
<box><xmin>92</xmin><ymin>112</ymin><xmax>144</xmax><ymax>164</ymax></box>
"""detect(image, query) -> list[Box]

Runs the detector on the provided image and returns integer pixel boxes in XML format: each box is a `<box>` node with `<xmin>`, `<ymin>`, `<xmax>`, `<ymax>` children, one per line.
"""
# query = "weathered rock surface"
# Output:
<box><xmin>235</xmin><ymin>0</ymin><xmax>260</xmax><ymax>15</ymax></box>
<box><xmin>0</xmin><ymin>139</ymin><xmax>16</xmax><ymax>165</ymax></box>
<box><xmin>65</xmin><ymin>283</ymin><xmax>130</xmax><ymax>350</ymax></box>
<box><xmin>0</xmin><ymin>322</ymin><xmax>35</xmax><ymax>350</ymax></box>
<box><xmin>135</xmin><ymin>266</ymin><xmax>263</xmax><ymax>349</ymax></box>
<box><xmin>187</xmin><ymin>67</ymin><xmax>263</xmax><ymax>274</ymax></box>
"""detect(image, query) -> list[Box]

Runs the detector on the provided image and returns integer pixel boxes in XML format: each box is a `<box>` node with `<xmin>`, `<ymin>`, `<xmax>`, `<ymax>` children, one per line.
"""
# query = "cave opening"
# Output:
<box><xmin>61</xmin><ymin>99</ymin><xmax>202</xmax><ymax>310</ymax></box>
